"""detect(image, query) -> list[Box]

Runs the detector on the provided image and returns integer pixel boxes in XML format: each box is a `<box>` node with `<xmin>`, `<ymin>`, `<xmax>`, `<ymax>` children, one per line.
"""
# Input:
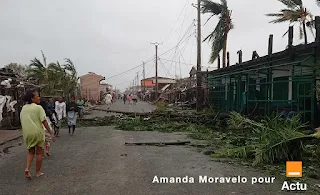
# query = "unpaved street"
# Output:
<box><xmin>0</xmin><ymin>102</ymin><xmax>300</xmax><ymax>195</ymax></box>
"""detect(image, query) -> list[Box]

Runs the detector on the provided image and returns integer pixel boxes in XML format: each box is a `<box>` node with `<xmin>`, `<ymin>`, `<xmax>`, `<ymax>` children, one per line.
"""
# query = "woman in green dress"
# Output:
<box><xmin>20</xmin><ymin>90</ymin><xmax>55</xmax><ymax>179</ymax></box>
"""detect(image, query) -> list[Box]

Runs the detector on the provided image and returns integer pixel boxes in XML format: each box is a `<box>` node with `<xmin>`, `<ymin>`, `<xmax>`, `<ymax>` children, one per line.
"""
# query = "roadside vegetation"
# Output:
<box><xmin>79</xmin><ymin>102</ymin><xmax>320</xmax><ymax>190</ymax></box>
<box><xmin>4</xmin><ymin>50</ymin><xmax>78</xmax><ymax>97</ymax></box>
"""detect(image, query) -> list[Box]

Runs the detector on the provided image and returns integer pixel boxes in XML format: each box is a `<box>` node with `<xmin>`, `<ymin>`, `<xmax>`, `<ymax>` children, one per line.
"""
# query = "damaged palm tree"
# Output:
<box><xmin>224</xmin><ymin>112</ymin><xmax>320</xmax><ymax>166</ymax></box>
<box><xmin>265</xmin><ymin>0</ymin><xmax>314</xmax><ymax>44</ymax></box>
<box><xmin>201</xmin><ymin>0</ymin><xmax>233</xmax><ymax>67</ymax></box>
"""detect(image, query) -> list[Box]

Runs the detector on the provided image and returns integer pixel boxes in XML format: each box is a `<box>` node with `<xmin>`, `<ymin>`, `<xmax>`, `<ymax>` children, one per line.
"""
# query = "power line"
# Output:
<box><xmin>165</xmin><ymin>9</ymin><xmax>196</xmax><ymax>43</ymax></box>
<box><xmin>160</xmin><ymin>58</ymin><xmax>210</xmax><ymax>68</ymax></box>
<box><xmin>113</xmin><ymin>79</ymin><xmax>134</xmax><ymax>87</ymax></box>
<box><xmin>162</xmin><ymin>0</ymin><xmax>191</xmax><ymax>42</ymax></box>
<box><xmin>159</xmin><ymin>59</ymin><xmax>173</xmax><ymax>77</ymax></box>
<box><xmin>105</xmin><ymin>63</ymin><xmax>145</xmax><ymax>80</ymax></box>
<box><xmin>168</xmin><ymin>31</ymin><xmax>195</xmax><ymax>72</ymax></box>
<box><xmin>103</xmin><ymin>23</ymin><xmax>195</xmax><ymax>82</ymax></box>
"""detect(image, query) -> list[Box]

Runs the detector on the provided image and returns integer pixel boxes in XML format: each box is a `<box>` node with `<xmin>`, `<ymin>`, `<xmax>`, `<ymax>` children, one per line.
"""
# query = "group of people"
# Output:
<box><xmin>20</xmin><ymin>89</ymin><xmax>84</xmax><ymax>179</ymax></box>
<box><xmin>122</xmin><ymin>94</ymin><xmax>138</xmax><ymax>105</ymax></box>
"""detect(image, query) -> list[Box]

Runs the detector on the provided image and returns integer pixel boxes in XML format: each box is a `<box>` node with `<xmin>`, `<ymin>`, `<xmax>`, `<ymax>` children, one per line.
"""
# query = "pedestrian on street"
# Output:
<box><xmin>105</xmin><ymin>93</ymin><xmax>112</xmax><ymax>110</ymax></box>
<box><xmin>127</xmin><ymin>94</ymin><xmax>132</xmax><ymax>104</ymax></box>
<box><xmin>48</xmin><ymin>98</ymin><xmax>58</xmax><ymax>120</ymax></box>
<box><xmin>123</xmin><ymin>94</ymin><xmax>127</xmax><ymax>104</ymax></box>
<box><xmin>39</xmin><ymin>99</ymin><xmax>56</xmax><ymax>157</ymax></box>
<box><xmin>55</xmin><ymin>97</ymin><xmax>66</xmax><ymax>137</ymax></box>
<box><xmin>132</xmin><ymin>94</ymin><xmax>138</xmax><ymax>105</ymax></box>
<box><xmin>76</xmin><ymin>97</ymin><xmax>85</xmax><ymax>118</ymax></box>
<box><xmin>20</xmin><ymin>89</ymin><xmax>55</xmax><ymax>179</ymax></box>
<box><xmin>66</xmin><ymin>98</ymin><xmax>78</xmax><ymax>135</ymax></box>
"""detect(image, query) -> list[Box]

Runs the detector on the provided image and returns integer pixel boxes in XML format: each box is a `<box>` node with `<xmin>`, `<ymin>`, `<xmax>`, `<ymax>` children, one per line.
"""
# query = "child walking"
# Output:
<box><xmin>66</xmin><ymin>98</ymin><xmax>78</xmax><ymax>135</ymax></box>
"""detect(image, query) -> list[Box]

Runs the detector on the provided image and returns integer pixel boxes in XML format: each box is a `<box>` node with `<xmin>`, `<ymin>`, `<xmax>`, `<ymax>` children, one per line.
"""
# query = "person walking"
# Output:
<box><xmin>20</xmin><ymin>90</ymin><xmax>55</xmax><ymax>179</ymax></box>
<box><xmin>127</xmin><ymin>94</ymin><xmax>132</xmax><ymax>104</ymax></box>
<box><xmin>39</xmin><ymin>99</ymin><xmax>55</xmax><ymax>157</ymax></box>
<box><xmin>66</xmin><ymin>98</ymin><xmax>78</xmax><ymax>135</ymax></box>
<box><xmin>76</xmin><ymin>97</ymin><xmax>85</xmax><ymax>118</ymax></box>
<box><xmin>132</xmin><ymin>94</ymin><xmax>138</xmax><ymax>105</ymax></box>
<box><xmin>123</xmin><ymin>94</ymin><xmax>127</xmax><ymax>104</ymax></box>
<box><xmin>104</xmin><ymin>93</ymin><xmax>112</xmax><ymax>110</ymax></box>
<box><xmin>55</xmin><ymin>97</ymin><xmax>66</xmax><ymax>137</ymax></box>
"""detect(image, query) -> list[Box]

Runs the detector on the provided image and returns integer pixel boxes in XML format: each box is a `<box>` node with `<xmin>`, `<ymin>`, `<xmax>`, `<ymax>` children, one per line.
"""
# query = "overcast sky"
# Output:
<box><xmin>0</xmin><ymin>0</ymin><xmax>319</xmax><ymax>91</ymax></box>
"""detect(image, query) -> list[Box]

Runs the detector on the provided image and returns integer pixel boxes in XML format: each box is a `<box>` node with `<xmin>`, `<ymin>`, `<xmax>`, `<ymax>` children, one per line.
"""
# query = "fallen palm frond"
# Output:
<box><xmin>223</xmin><ymin>112</ymin><xmax>319</xmax><ymax>166</ymax></box>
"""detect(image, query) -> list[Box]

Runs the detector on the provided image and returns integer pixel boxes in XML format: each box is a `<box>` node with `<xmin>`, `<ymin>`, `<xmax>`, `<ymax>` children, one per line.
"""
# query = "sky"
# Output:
<box><xmin>0</xmin><ymin>0</ymin><xmax>319</xmax><ymax>91</ymax></box>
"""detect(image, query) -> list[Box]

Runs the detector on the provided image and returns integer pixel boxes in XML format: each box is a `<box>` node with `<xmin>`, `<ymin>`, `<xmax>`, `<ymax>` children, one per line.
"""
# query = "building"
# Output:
<box><xmin>79</xmin><ymin>72</ymin><xmax>105</xmax><ymax>101</ymax></box>
<box><xmin>206</xmin><ymin>25</ymin><xmax>320</xmax><ymax>124</ymax></box>
<box><xmin>100</xmin><ymin>82</ymin><xmax>113</xmax><ymax>94</ymax></box>
<box><xmin>141</xmin><ymin>76</ymin><xmax>176</xmax><ymax>91</ymax></box>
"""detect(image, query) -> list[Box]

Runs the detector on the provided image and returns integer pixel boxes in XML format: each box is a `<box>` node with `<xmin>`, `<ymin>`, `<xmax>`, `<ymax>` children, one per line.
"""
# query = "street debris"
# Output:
<box><xmin>125</xmin><ymin>141</ymin><xmax>190</xmax><ymax>146</ymax></box>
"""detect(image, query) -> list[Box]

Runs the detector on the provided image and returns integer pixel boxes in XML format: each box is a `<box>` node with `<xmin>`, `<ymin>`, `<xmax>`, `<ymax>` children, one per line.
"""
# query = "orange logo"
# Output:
<box><xmin>286</xmin><ymin>161</ymin><xmax>302</xmax><ymax>177</ymax></box>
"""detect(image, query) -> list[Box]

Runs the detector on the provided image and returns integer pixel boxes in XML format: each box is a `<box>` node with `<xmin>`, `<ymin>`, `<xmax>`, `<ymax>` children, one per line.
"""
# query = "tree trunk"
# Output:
<box><xmin>222</xmin><ymin>36</ymin><xmax>227</xmax><ymax>68</ymax></box>
<box><xmin>303</xmin><ymin>20</ymin><xmax>308</xmax><ymax>44</ymax></box>
<box><xmin>222</xmin><ymin>10</ymin><xmax>230</xmax><ymax>68</ymax></box>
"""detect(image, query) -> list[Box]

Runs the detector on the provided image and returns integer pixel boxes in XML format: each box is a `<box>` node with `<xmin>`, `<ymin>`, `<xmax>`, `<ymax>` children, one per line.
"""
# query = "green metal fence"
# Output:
<box><xmin>207</xmin><ymin>46</ymin><xmax>319</xmax><ymax>124</ymax></box>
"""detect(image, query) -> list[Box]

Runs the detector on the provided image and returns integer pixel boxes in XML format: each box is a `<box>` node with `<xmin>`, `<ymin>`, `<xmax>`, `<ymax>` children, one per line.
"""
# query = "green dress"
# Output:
<box><xmin>20</xmin><ymin>103</ymin><xmax>46</xmax><ymax>150</ymax></box>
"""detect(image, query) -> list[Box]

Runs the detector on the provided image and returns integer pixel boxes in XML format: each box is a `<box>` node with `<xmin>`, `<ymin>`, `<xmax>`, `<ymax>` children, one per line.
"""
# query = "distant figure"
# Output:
<box><xmin>127</xmin><ymin>94</ymin><xmax>132</xmax><ymax>104</ymax></box>
<box><xmin>76</xmin><ymin>97</ymin><xmax>85</xmax><ymax>118</ymax></box>
<box><xmin>132</xmin><ymin>94</ymin><xmax>138</xmax><ymax>105</ymax></box>
<box><xmin>105</xmin><ymin>93</ymin><xmax>113</xmax><ymax>110</ymax></box>
<box><xmin>55</xmin><ymin>97</ymin><xmax>66</xmax><ymax>137</ymax></box>
<box><xmin>123</xmin><ymin>94</ymin><xmax>127</xmax><ymax>104</ymax></box>
<box><xmin>20</xmin><ymin>90</ymin><xmax>55</xmax><ymax>179</ymax></box>
<box><xmin>66</xmin><ymin>98</ymin><xmax>78</xmax><ymax>135</ymax></box>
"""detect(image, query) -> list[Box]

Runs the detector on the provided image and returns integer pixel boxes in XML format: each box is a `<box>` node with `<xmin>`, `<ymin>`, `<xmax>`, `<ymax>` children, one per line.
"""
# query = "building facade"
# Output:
<box><xmin>79</xmin><ymin>72</ymin><xmax>105</xmax><ymax>101</ymax></box>
<box><xmin>100</xmin><ymin>83</ymin><xmax>113</xmax><ymax>94</ymax></box>
<box><xmin>141</xmin><ymin>76</ymin><xmax>176</xmax><ymax>91</ymax></box>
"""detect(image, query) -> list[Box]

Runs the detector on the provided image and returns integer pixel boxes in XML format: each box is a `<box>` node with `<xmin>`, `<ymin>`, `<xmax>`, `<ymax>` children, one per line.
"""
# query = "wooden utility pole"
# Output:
<box><xmin>151</xmin><ymin>42</ymin><xmax>162</xmax><ymax>99</ymax></box>
<box><xmin>196</xmin><ymin>0</ymin><xmax>202</xmax><ymax>111</ymax></box>
<box><xmin>136</xmin><ymin>72</ymin><xmax>139</xmax><ymax>92</ymax></box>
<box><xmin>142</xmin><ymin>61</ymin><xmax>146</xmax><ymax>93</ymax></box>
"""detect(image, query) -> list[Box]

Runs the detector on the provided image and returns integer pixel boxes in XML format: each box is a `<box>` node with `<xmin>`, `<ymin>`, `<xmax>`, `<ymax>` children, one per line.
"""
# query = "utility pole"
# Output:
<box><xmin>142</xmin><ymin>61</ymin><xmax>146</xmax><ymax>93</ymax></box>
<box><xmin>151</xmin><ymin>42</ymin><xmax>162</xmax><ymax>99</ymax></box>
<box><xmin>136</xmin><ymin>72</ymin><xmax>139</xmax><ymax>92</ymax></box>
<box><xmin>195</xmin><ymin>0</ymin><xmax>202</xmax><ymax>111</ymax></box>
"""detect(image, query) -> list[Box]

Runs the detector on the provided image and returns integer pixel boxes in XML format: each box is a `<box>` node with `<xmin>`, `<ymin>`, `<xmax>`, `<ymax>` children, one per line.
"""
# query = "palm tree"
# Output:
<box><xmin>27</xmin><ymin>51</ymin><xmax>50</xmax><ymax>92</ymax></box>
<box><xmin>201</xmin><ymin>0</ymin><xmax>233</xmax><ymax>67</ymax></box>
<box><xmin>63</xmin><ymin>59</ymin><xmax>78</xmax><ymax>97</ymax></box>
<box><xmin>266</xmin><ymin>0</ymin><xmax>314</xmax><ymax>44</ymax></box>
<box><xmin>27</xmin><ymin>51</ymin><xmax>78</xmax><ymax>96</ymax></box>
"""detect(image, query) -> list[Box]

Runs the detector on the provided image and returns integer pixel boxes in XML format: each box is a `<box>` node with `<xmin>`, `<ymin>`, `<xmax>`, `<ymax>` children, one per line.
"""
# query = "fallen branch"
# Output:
<box><xmin>92</xmin><ymin>108</ymin><xmax>152</xmax><ymax>116</ymax></box>
<box><xmin>125</xmin><ymin>141</ymin><xmax>191</xmax><ymax>146</ymax></box>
